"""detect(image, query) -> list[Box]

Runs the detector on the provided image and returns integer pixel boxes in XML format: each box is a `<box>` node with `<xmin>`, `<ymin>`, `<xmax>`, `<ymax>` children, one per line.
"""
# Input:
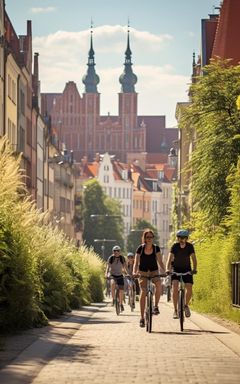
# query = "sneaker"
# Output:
<box><xmin>184</xmin><ymin>305</ymin><xmax>191</xmax><ymax>317</ymax></box>
<box><xmin>153</xmin><ymin>306</ymin><xmax>160</xmax><ymax>315</ymax></box>
<box><xmin>140</xmin><ymin>318</ymin><xmax>145</xmax><ymax>327</ymax></box>
<box><xmin>121</xmin><ymin>304</ymin><xmax>124</xmax><ymax>311</ymax></box>
<box><xmin>173</xmin><ymin>310</ymin><xmax>179</xmax><ymax>319</ymax></box>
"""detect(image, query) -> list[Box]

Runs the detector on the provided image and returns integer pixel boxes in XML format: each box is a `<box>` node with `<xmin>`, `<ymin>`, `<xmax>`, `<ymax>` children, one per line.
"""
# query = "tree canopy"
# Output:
<box><xmin>181</xmin><ymin>59</ymin><xmax>240</xmax><ymax>228</ymax></box>
<box><xmin>82</xmin><ymin>179</ymin><xmax>124</xmax><ymax>260</ymax></box>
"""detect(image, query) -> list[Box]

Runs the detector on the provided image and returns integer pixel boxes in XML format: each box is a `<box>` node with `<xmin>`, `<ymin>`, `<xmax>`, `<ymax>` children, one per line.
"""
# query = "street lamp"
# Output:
<box><xmin>90</xmin><ymin>214</ymin><xmax>121</xmax><ymax>219</ymax></box>
<box><xmin>94</xmin><ymin>239</ymin><xmax>116</xmax><ymax>260</ymax></box>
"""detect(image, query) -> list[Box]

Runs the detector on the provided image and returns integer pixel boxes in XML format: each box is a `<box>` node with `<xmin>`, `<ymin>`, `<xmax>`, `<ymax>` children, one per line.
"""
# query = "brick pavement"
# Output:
<box><xmin>0</xmin><ymin>297</ymin><xmax>240</xmax><ymax>384</ymax></box>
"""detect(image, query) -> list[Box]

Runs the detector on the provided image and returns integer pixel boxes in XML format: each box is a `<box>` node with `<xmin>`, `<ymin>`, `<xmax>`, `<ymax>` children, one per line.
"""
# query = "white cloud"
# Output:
<box><xmin>33</xmin><ymin>25</ymin><xmax>189</xmax><ymax>126</ymax></box>
<box><xmin>31</xmin><ymin>7</ymin><xmax>56</xmax><ymax>14</ymax></box>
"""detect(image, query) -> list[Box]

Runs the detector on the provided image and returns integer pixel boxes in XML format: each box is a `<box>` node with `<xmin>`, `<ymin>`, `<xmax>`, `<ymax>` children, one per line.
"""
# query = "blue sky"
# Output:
<box><xmin>5</xmin><ymin>0</ymin><xmax>220</xmax><ymax>127</ymax></box>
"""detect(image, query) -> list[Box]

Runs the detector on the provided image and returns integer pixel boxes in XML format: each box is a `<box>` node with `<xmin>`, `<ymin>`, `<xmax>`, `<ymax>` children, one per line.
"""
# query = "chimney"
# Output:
<box><xmin>32</xmin><ymin>52</ymin><xmax>39</xmax><ymax>110</ymax></box>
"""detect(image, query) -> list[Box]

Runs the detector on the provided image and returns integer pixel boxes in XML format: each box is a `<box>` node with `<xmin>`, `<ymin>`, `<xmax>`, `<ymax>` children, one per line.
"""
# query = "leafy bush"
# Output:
<box><xmin>0</xmin><ymin>138</ymin><xmax>105</xmax><ymax>331</ymax></box>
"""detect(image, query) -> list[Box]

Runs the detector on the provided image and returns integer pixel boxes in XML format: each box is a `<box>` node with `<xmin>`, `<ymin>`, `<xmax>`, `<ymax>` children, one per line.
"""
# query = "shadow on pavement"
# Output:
<box><xmin>152</xmin><ymin>328</ymin><xmax>230</xmax><ymax>335</ymax></box>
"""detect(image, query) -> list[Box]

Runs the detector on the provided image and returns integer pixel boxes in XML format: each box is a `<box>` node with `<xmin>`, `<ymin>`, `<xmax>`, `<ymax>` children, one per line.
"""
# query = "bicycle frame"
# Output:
<box><xmin>141</xmin><ymin>274</ymin><xmax>166</xmax><ymax>333</ymax></box>
<box><xmin>171</xmin><ymin>271</ymin><xmax>192</xmax><ymax>332</ymax></box>
<box><xmin>108</xmin><ymin>275</ymin><xmax>123</xmax><ymax>315</ymax></box>
<box><xmin>127</xmin><ymin>277</ymin><xmax>136</xmax><ymax>311</ymax></box>
<box><xmin>146</xmin><ymin>277</ymin><xmax>154</xmax><ymax>332</ymax></box>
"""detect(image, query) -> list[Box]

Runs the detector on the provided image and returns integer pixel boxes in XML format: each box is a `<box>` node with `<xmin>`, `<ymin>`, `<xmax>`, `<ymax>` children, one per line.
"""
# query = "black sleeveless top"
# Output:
<box><xmin>136</xmin><ymin>244</ymin><xmax>160</xmax><ymax>272</ymax></box>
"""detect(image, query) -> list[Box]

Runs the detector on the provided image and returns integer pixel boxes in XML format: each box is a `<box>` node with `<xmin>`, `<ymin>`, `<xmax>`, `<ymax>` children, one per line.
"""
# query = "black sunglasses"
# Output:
<box><xmin>145</xmin><ymin>236</ymin><xmax>154</xmax><ymax>239</ymax></box>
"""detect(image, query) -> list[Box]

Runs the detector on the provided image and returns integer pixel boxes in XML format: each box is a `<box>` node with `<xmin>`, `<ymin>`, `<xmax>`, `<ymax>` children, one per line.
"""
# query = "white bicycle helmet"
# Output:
<box><xmin>112</xmin><ymin>245</ymin><xmax>121</xmax><ymax>252</ymax></box>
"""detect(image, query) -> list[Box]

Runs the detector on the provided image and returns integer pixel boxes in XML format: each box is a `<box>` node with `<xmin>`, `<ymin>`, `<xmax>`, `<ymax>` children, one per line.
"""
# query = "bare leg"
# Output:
<box><xmin>111</xmin><ymin>280</ymin><xmax>115</xmax><ymax>300</ymax></box>
<box><xmin>119</xmin><ymin>288</ymin><xmax>124</xmax><ymax>305</ymax></box>
<box><xmin>185</xmin><ymin>283</ymin><xmax>192</xmax><ymax>306</ymax></box>
<box><xmin>154</xmin><ymin>280</ymin><xmax>161</xmax><ymax>307</ymax></box>
<box><xmin>140</xmin><ymin>288</ymin><xmax>147</xmax><ymax>319</ymax></box>
<box><xmin>172</xmin><ymin>280</ymin><xmax>179</xmax><ymax>310</ymax></box>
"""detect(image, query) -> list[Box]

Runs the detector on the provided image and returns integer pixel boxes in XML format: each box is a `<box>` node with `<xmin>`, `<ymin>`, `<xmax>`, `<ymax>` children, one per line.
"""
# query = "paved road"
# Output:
<box><xmin>0</xmin><ymin>297</ymin><xmax>240</xmax><ymax>384</ymax></box>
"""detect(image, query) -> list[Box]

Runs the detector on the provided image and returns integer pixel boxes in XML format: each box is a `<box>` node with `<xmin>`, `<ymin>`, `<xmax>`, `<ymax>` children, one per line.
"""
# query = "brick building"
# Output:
<box><xmin>41</xmin><ymin>29</ymin><xmax>177</xmax><ymax>163</ymax></box>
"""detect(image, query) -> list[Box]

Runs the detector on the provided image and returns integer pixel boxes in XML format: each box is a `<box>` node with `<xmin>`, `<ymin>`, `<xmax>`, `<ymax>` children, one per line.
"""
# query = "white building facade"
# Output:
<box><xmin>97</xmin><ymin>152</ymin><xmax>133</xmax><ymax>239</ymax></box>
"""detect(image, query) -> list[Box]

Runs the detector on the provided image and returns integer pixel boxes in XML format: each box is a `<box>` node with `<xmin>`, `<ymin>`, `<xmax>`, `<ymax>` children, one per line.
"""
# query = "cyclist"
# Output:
<box><xmin>166</xmin><ymin>229</ymin><xmax>197</xmax><ymax>319</ymax></box>
<box><xmin>133</xmin><ymin>228</ymin><xmax>165</xmax><ymax>328</ymax></box>
<box><xmin>125</xmin><ymin>252</ymin><xmax>137</xmax><ymax>308</ymax></box>
<box><xmin>105</xmin><ymin>245</ymin><xmax>128</xmax><ymax>311</ymax></box>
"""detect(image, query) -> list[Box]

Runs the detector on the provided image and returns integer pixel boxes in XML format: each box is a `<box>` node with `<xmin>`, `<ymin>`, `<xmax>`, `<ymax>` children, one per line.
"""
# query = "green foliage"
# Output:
<box><xmin>82</xmin><ymin>179</ymin><xmax>124</xmax><ymax>260</ymax></box>
<box><xmin>181</xmin><ymin>59</ymin><xmax>240</xmax><ymax>228</ymax></box>
<box><xmin>192</xmin><ymin>232</ymin><xmax>240</xmax><ymax>323</ymax></box>
<box><xmin>0</xmin><ymin>137</ymin><xmax>105</xmax><ymax>331</ymax></box>
<box><xmin>179</xmin><ymin>61</ymin><xmax>240</xmax><ymax>324</ymax></box>
<box><xmin>126</xmin><ymin>219</ymin><xmax>159</xmax><ymax>253</ymax></box>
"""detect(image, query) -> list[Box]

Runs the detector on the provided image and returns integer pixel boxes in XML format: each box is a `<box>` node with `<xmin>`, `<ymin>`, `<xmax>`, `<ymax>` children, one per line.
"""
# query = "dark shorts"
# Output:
<box><xmin>111</xmin><ymin>275</ymin><xmax>124</xmax><ymax>289</ymax></box>
<box><xmin>171</xmin><ymin>271</ymin><xmax>193</xmax><ymax>285</ymax></box>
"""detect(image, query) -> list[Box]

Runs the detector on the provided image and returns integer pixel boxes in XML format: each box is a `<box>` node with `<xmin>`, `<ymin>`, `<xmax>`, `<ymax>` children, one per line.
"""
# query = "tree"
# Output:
<box><xmin>181</xmin><ymin>59</ymin><xmax>240</xmax><ymax>228</ymax></box>
<box><xmin>82</xmin><ymin>179</ymin><xmax>124</xmax><ymax>260</ymax></box>
<box><xmin>126</xmin><ymin>219</ymin><xmax>159</xmax><ymax>253</ymax></box>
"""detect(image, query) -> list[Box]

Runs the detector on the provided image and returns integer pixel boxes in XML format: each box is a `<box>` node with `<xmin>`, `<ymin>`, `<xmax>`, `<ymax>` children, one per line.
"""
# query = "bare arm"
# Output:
<box><xmin>156</xmin><ymin>251</ymin><xmax>165</xmax><ymax>273</ymax></box>
<box><xmin>190</xmin><ymin>253</ymin><xmax>197</xmax><ymax>271</ymax></box>
<box><xmin>166</xmin><ymin>252</ymin><xmax>174</xmax><ymax>271</ymax></box>
<box><xmin>123</xmin><ymin>260</ymin><xmax>129</xmax><ymax>275</ymax></box>
<box><xmin>105</xmin><ymin>262</ymin><xmax>110</xmax><ymax>277</ymax></box>
<box><xmin>133</xmin><ymin>253</ymin><xmax>140</xmax><ymax>275</ymax></box>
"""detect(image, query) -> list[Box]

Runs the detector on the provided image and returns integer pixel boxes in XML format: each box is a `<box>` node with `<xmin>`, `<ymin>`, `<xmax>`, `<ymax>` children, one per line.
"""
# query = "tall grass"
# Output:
<box><xmin>191</xmin><ymin>161</ymin><xmax>240</xmax><ymax>324</ymax></box>
<box><xmin>0</xmin><ymin>137</ymin><xmax>104</xmax><ymax>331</ymax></box>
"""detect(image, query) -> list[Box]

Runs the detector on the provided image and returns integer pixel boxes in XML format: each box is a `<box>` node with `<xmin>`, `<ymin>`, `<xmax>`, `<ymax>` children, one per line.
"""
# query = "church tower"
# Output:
<box><xmin>119</xmin><ymin>26</ymin><xmax>145</xmax><ymax>157</ymax></box>
<box><xmin>82</xmin><ymin>25</ymin><xmax>100</xmax><ymax>159</ymax></box>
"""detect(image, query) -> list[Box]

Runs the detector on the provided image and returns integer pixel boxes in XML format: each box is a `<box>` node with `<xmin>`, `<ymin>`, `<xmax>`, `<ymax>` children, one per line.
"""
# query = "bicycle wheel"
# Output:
<box><xmin>178</xmin><ymin>289</ymin><xmax>184</xmax><ymax>331</ymax></box>
<box><xmin>167</xmin><ymin>286</ymin><xmax>171</xmax><ymax>302</ymax></box>
<box><xmin>146</xmin><ymin>291</ymin><xmax>152</xmax><ymax>333</ymax></box>
<box><xmin>115</xmin><ymin>288</ymin><xmax>120</xmax><ymax>315</ymax></box>
<box><xmin>129</xmin><ymin>286</ymin><xmax>134</xmax><ymax>311</ymax></box>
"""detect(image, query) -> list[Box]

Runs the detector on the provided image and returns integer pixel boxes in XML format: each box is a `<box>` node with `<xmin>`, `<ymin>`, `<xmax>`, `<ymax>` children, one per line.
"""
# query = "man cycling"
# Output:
<box><xmin>105</xmin><ymin>245</ymin><xmax>128</xmax><ymax>311</ymax></box>
<box><xmin>166</xmin><ymin>229</ymin><xmax>197</xmax><ymax>319</ymax></box>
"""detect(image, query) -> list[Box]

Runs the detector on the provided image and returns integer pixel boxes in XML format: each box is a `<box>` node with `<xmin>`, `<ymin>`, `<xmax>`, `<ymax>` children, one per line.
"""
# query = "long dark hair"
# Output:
<box><xmin>141</xmin><ymin>228</ymin><xmax>154</xmax><ymax>244</ymax></box>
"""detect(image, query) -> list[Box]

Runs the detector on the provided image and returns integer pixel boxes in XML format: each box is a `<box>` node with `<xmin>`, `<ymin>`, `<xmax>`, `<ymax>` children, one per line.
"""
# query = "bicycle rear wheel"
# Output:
<box><xmin>115</xmin><ymin>288</ymin><xmax>120</xmax><ymax>315</ymax></box>
<box><xmin>178</xmin><ymin>289</ymin><xmax>184</xmax><ymax>331</ymax></box>
<box><xmin>146</xmin><ymin>291</ymin><xmax>152</xmax><ymax>333</ymax></box>
<box><xmin>167</xmin><ymin>286</ymin><xmax>171</xmax><ymax>302</ymax></box>
<box><xmin>129</xmin><ymin>286</ymin><xmax>135</xmax><ymax>311</ymax></box>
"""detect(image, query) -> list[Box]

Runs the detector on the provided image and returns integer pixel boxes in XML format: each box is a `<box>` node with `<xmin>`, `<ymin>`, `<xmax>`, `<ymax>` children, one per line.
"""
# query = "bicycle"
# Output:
<box><xmin>105</xmin><ymin>278</ymin><xmax>111</xmax><ymax>298</ymax></box>
<box><xmin>140</xmin><ymin>273</ymin><xmax>166</xmax><ymax>333</ymax></box>
<box><xmin>107</xmin><ymin>275</ymin><xmax>124</xmax><ymax>315</ymax></box>
<box><xmin>126</xmin><ymin>276</ymin><xmax>136</xmax><ymax>312</ymax></box>
<box><xmin>164</xmin><ymin>275</ymin><xmax>172</xmax><ymax>302</ymax></box>
<box><xmin>170</xmin><ymin>271</ymin><xmax>193</xmax><ymax>332</ymax></box>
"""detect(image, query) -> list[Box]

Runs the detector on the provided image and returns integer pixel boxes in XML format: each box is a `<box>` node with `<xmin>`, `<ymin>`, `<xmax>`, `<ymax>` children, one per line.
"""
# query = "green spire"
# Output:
<box><xmin>82</xmin><ymin>22</ymin><xmax>100</xmax><ymax>93</ymax></box>
<box><xmin>119</xmin><ymin>24</ymin><xmax>137</xmax><ymax>93</ymax></box>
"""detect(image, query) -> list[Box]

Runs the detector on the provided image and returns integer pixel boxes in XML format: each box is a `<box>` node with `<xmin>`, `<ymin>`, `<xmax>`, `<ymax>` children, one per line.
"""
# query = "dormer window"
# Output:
<box><xmin>122</xmin><ymin>169</ymin><xmax>128</xmax><ymax>180</ymax></box>
<box><xmin>158</xmin><ymin>170</ymin><xmax>164</xmax><ymax>180</ymax></box>
<box><xmin>153</xmin><ymin>181</ymin><xmax>157</xmax><ymax>191</ymax></box>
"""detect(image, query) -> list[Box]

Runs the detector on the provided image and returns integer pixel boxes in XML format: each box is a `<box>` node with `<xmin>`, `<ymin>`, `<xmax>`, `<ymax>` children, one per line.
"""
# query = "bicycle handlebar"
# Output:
<box><xmin>134</xmin><ymin>273</ymin><xmax>167</xmax><ymax>279</ymax></box>
<box><xmin>167</xmin><ymin>271</ymin><xmax>195</xmax><ymax>276</ymax></box>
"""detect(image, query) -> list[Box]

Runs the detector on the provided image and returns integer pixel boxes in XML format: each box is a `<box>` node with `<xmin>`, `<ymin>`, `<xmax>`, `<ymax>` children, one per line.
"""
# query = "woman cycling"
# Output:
<box><xmin>133</xmin><ymin>229</ymin><xmax>165</xmax><ymax>328</ymax></box>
